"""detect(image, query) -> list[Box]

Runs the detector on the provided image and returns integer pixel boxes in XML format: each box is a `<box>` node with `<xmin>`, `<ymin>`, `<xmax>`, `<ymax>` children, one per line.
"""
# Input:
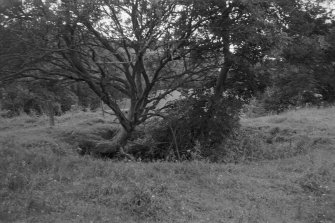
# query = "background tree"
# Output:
<box><xmin>259</xmin><ymin>0</ymin><xmax>335</xmax><ymax>112</ymax></box>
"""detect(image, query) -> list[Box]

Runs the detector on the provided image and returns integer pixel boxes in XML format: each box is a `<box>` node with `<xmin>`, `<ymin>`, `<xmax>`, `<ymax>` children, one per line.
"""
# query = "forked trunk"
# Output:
<box><xmin>115</xmin><ymin>126</ymin><xmax>135</xmax><ymax>160</ymax></box>
<box><xmin>113</xmin><ymin>126</ymin><xmax>130</xmax><ymax>148</ymax></box>
<box><xmin>88</xmin><ymin>99</ymin><xmax>137</xmax><ymax>159</ymax></box>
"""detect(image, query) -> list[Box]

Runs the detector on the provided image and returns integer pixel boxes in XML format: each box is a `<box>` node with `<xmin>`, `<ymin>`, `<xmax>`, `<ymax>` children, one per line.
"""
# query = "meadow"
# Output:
<box><xmin>0</xmin><ymin>107</ymin><xmax>334</xmax><ymax>223</ymax></box>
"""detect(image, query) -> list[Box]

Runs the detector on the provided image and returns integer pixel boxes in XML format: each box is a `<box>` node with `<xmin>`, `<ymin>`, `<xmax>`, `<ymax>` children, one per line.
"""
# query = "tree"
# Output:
<box><xmin>259</xmin><ymin>0</ymin><xmax>335</xmax><ymax>111</ymax></box>
<box><xmin>0</xmin><ymin>0</ymin><xmax>220</xmax><ymax>156</ymax></box>
<box><xmin>147</xmin><ymin>0</ymin><xmax>295</xmax><ymax>159</ymax></box>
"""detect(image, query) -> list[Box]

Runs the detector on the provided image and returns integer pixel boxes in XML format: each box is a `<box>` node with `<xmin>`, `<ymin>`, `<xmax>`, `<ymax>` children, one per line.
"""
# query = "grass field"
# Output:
<box><xmin>0</xmin><ymin>107</ymin><xmax>335</xmax><ymax>223</ymax></box>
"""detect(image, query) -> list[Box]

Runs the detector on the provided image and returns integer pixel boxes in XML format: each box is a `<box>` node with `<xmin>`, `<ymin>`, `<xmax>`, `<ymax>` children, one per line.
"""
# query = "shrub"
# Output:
<box><xmin>141</xmin><ymin>88</ymin><xmax>242</xmax><ymax>161</ymax></box>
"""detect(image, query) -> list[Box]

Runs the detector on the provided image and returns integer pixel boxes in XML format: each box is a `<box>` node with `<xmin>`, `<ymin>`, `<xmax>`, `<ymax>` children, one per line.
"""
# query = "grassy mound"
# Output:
<box><xmin>0</xmin><ymin>108</ymin><xmax>335</xmax><ymax>222</ymax></box>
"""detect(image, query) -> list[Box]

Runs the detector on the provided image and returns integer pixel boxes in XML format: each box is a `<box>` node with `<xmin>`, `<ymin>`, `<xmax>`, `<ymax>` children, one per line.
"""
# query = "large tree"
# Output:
<box><xmin>0</xmin><ymin>0</ymin><xmax>221</xmax><ymax>156</ymax></box>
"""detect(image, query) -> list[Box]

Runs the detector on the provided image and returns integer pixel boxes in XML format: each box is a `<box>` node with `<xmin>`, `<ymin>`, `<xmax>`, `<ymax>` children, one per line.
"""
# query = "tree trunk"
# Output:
<box><xmin>214</xmin><ymin>6</ymin><xmax>231</xmax><ymax>100</ymax></box>
<box><xmin>101</xmin><ymin>100</ymin><xmax>105</xmax><ymax>118</ymax></box>
<box><xmin>46</xmin><ymin>100</ymin><xmax>55</xmax><ymax>126</ymax></box>
<box><xmin>87</xmin><ymin>125</ymin><xmax>134</xmax><ymax>159</ymax></box>
<box><xmin>85</xmin><ymin>97</ymin><xmax>137</xmax><ymax>159</ymax></box>
<box><xmin>214</xmin><ymin>63</ymin><xmax>231</xmax><ymax>99</ymax></box>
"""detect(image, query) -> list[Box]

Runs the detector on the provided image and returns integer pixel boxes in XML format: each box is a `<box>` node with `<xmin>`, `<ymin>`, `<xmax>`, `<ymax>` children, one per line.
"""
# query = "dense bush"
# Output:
<box><xmin>136</xmin><ymin>88</ymin><xmax>243</xmax><ymax>161</ymax></box>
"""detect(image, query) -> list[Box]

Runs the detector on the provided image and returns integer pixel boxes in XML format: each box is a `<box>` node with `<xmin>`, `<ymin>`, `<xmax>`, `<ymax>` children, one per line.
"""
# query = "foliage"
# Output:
<box><xmin>256</xmin><ymin>2</ymin><xmax>335</xmax><ymax>113</ymax></box>
<box><xmin>142</xmin><ymin>88</ymin><xmax>242</xmax><ymax>161</ymax></box>
<box><xmin>0</xmin><ymin>79</ymin><xmax>110</xmax><ymax>117</ymax></box>
<box><xmin>0</xmin><ymin>81</ymin><xmax>77</xmax><ymax>117</ymax></box>
<box><xmin>191</xmin><ymin>0</ymin><xmax>284</xmax><ymax>101</ymax></box>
